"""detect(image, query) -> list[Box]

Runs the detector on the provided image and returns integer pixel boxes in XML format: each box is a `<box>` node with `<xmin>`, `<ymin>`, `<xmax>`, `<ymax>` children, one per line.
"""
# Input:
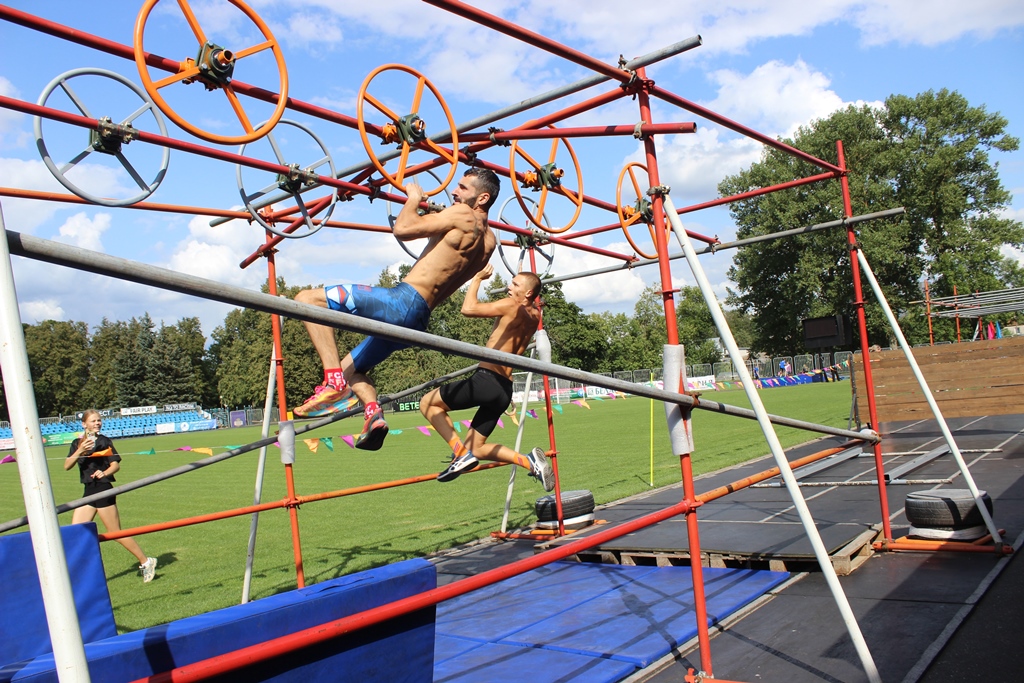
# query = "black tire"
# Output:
<box><xmin>536</xmin><ymin>489</ymin><xmax>595</xmax><ymax>522</ymax></box>
<box><xmin>904</xmin><ymin>489</ymin><xmax>993</xmax><ymax>530</ymax></box>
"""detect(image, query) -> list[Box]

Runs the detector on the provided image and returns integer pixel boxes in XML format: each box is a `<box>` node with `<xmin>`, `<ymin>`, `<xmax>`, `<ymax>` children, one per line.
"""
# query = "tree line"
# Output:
<box><xmin>0</xmin><ymin>267</ymin><xmax>734</xmax><ymax>421</ymax></box>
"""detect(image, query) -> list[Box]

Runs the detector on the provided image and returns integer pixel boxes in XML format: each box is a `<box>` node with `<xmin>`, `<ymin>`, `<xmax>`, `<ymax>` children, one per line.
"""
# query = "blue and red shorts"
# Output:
<box><xmin>324</xmin><ymin>282</ymin><xmax>431</xmax><ymax>373</ymax></box>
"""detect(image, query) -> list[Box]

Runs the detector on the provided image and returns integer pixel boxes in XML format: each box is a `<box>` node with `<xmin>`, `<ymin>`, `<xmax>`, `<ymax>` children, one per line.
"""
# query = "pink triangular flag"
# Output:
<box><xmin>461</xmin><ymin>420</ymin><xmax>472</xmax><ymax>429</ymax></box>
<box><xmin>0</xmin><ymin>455</ymin><xmax>15</xmax><ymax>464</ymax></box>
<box><xmin>174</xmin><ymin>446</ymin><xmax>192</xmax><ymax>451</ymax></box>
<box><xmin>496</xmin><ymin>418</ymin><xmax>504</xmax><ymax>429</ymax></box>
<box><xmin>418</xmin><ymin>426</ymin><xmax>431</xmax><ymax>436</ymax></box>
<box><xmin>527</xmin><ymin>409</ymin><xmax>538</xmax><ymax>419</ymax></box>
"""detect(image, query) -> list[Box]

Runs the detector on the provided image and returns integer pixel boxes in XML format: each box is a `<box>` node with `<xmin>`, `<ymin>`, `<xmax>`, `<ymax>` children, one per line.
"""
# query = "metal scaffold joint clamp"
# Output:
<box><xmin>487</xmin><ymin>126</ymin><xmax>510</xmax><ymax>147</ymax></box>
<box><xmin>647</xmin><ymin>184</ymin><xmax>671</xmax><ymax>197</ymax></box>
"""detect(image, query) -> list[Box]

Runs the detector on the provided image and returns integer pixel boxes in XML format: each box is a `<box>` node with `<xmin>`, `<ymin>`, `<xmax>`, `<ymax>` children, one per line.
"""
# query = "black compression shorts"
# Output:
<box><xmin>438</xmin><ymin>368</ymin><xmax>514</xmax><ymax>438</ymax></box>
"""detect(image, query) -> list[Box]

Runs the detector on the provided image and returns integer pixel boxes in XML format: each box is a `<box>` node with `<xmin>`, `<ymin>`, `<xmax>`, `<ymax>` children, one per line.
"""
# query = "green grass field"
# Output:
<box><xmin>0</xmin><ymin>382</ymin><xmax>853</xmax><ymax>632</ymax></box>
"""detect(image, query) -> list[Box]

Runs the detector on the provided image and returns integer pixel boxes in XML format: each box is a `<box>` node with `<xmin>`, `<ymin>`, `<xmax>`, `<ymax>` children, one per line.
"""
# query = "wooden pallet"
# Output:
<box><xmin>539</xmin><ymin>525</ymin><xmax>882</xmax><ymax>576</ymax></box>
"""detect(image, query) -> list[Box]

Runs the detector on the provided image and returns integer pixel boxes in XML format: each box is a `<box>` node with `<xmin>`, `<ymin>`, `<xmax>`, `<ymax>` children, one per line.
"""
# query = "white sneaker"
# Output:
<box><xmin>437</xmin><ymin>452</ymin><xmax>478</xmax><ymax>482</ymax></box>
<box><xmin>141</xmin><ymin>557</ymin><xmax>157</xmax><ymax>583</ymax></box>
<box><xmin>527</xmin><ymin>447</ymin><xmax>555</xmax><ymax>492</ymax></box>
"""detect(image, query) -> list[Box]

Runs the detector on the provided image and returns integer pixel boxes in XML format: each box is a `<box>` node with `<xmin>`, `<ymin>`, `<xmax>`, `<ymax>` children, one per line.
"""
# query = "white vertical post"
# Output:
<box><xmin>241</xmin><ymin>350</ymin><xmax>277</xmax><ymax>603</ymax></box>
<box><xmin>0</xmin><ymin>205</ymin><xmax>91</xmax><ymax>682</ymax></box>
<box><xmin>855</xmin><ymin>249</ymin><xmax>1001</xmax><ymax>542</ymax></box>
<box><xmin>662</xmin><ymin>195</ymin><xmax>880</xmax><ymax>683</ymax></box>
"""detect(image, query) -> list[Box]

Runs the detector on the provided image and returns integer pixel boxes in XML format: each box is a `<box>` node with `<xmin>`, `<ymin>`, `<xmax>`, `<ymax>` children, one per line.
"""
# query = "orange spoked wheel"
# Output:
<box><xmin>616</xmin><ymin>162</ymin><xmax>669</xmax><ymax>259</ymax></box>
<box><xmin>133</xmin><ymin>0</ymin><xmax>288</xmax><ymax>145</ymax></box>
<box><xmin>509</xmin><ymin>128</ymin><xmax>583</xmax><ymax>234</ymax></box>
<box><xmin>356</xmin><ymin>64</ymin><xmax>458</xmax><ymax>197</ymax></box>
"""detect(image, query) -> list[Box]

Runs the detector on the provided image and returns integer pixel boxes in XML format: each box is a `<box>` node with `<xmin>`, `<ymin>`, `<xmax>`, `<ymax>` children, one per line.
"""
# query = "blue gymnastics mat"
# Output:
<box><xmin>435</xmin><ymin>561</ymin><xmax>788</xmax><ymax>682</ymax></box>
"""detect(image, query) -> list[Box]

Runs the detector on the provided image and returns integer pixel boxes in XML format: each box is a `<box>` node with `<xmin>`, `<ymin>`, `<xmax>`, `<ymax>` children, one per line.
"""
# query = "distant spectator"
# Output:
<box><xmin>64</xmin><ymin>409</ymin><xmax>157</xmax><ymax>583</ymax></box>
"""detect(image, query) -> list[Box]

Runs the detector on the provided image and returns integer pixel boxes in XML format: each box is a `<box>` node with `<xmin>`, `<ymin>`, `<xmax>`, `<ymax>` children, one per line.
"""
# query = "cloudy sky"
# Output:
<box><xmin>0</xmin><ymin>0</ymin><xmax>1022</xmax><ymax>340</ymax></box>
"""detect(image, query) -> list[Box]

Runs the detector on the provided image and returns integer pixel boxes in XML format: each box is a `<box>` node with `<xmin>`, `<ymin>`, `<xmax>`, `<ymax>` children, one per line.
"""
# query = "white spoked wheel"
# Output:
<box><xmin>34</xmin><ymin>68</ymin><xmax>171</xmax><ymax>207</ymax></box>
<box><xmin>384</xmin><ymin>169</ymin><xmax>453</xmax><ymax>260</ymax></box>
<box><xmin>236</xmin><ymin>119</ymin><xmax>337</xmax><ymax>239</ymax></box>
<box><xmin>496</xmin><ymin>196</ymin><xmax>556</xmax><ymax>278</ymax></box>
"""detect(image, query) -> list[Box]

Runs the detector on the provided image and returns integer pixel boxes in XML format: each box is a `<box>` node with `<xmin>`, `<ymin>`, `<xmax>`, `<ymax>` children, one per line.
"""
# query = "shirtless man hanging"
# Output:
<box><xmin>293</xmin><ymin>168</ymin><xmax>499</xmax><ymax>451</ymax></box>
<box><xmin>419</xmin><ymin>264</ymin><xmax>554</xmax><ymax>491</ymax></box>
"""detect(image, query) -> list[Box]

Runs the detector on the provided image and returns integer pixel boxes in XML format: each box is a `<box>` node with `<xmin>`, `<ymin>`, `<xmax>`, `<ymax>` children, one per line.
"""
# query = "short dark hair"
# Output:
<box><xmin>518</xmin><ymin>271</ymin><xmax>542</xmax><ymax>302</ymax></box>
<box><xmin>463</xmin><ymin>167</ymin><xmax>500</xmax><ymax>211</ymax></box>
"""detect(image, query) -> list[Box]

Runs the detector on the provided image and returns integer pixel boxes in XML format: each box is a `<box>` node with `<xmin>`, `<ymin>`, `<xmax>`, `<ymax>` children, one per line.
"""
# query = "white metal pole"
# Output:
<box><xmin>0</xmin><ymin>204</ymin><xmax>91</xmax><ymax>682</ymax></box>
<box><xmin>241</xmin><ymin>350</ymin><xmax>277</xmax><ymax>603</ymax></box>
<box><xmin>856</xmin><ymin>249</ymin><xmax>1001</xmax><ymax>542</ymax></box>
<box><xmin>500</xmin><ymin>347</ymin><xmax>537</xmax><ymax>534</ymax></box>
<box><xmin>663</xmin><ymin>195</ymin><xmax>881</xmax><ymax>683</ymax></box>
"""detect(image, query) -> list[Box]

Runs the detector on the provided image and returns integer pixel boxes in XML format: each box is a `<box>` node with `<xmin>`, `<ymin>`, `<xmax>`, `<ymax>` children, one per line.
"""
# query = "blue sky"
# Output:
<box><xmin>1</xmin><ymin>0</ymin><xmax>1022</xmax><ymax>340</ymax></box>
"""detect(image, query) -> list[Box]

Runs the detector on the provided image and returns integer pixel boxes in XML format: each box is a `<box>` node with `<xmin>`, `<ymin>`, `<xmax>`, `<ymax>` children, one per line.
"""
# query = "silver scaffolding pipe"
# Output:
<box><xmin>662</xmin><ymin>194</ymin><xmax>881</xmax><ymax>683</ymax></box>
<box><xmin>4</xmin><ymin>229</ymin><xmax>877</xmax><ymax>446</ymax></box>
<box><xmin>541</xmin><ymin>207</ymin><xmax>906</xmax><ymax>288</ymax></box>
<box><xmin>0</xmin><ymin>205</ymin><xmax>91</xmax><ymax>681</ymax></box>
<box><xmin>0</xmin><ymin>362</ymin><xmax>478</xmax><ymax>534</ymax></box>
<box><xmin>209</xmin><ymin>36</ymin><xmax>703</xmax><ymax>226</ymax></box>
<box><xmin>855</xmin><ymin>249</ymin><xmax>1003</xmax><ymax>544</ymax></box>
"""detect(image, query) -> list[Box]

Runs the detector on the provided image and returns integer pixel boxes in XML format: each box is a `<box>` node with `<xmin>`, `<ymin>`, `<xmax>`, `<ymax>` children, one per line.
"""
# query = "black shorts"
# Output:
<box><xmin>439</xmin><ymin>368</ymin><xmax>514</xmax><ymax>438</ymax></box>
<box><xmin>83</xmin><ymin>480</ymin><xmax>116</xmax><ymax>508</ymax></box>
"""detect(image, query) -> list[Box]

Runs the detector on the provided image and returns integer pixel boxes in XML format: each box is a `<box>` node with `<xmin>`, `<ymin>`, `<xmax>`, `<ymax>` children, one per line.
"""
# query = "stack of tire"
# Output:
<box><xmin>535</xmin><ymin>490</ymin><xmax>595</xmax><ymax>530</ymax></box>
<box><xmin>905</xmin><ymin>489</ymin><xmax>993</xmax><ymax>541</ymax></box>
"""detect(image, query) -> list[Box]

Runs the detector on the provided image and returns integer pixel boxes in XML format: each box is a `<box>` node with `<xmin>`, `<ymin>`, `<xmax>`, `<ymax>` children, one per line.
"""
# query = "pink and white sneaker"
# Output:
<box><xmin>293</xmin><ymin>384</ymin><xmax>359</xmax><ymax>418</ymax></box>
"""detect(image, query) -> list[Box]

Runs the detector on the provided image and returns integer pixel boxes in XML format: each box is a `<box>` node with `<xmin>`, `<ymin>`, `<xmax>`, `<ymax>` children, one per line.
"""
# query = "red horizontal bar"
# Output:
<box><xmin>422</xmin><ymin>0</ymin><xmax>629</xmax><ymax>83</ymax></box>
<box><xmin>649</xmin><ymin>84</ymin><xmax>844</xmax><ymax>174</ymax></box>
<box><xmin>134</xmin><ymin>497</ymin><xmax>696</xmax><ymax>683</ymax></box>
<box><xmin>673</xmin><ymin>171</ymin><xmax>839</xmax><ymax>215</ymax></box>
<box><xmin>460</xmin><ymin>122</ymin><xmax>696</xmax><ymax>142</ymax></box>
<box><xmin>0</xmin><ymin>5</ymin><xmax>373</xmax><ymax>135</ymax></box>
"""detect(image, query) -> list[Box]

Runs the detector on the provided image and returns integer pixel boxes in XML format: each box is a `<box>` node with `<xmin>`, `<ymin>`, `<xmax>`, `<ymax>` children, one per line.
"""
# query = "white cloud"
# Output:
<box><xmin>549</xmin><ymin>236</ymin><xmax>648</xmax><ymax>309</ymax></box>
<box><xmin>852</xmin><ymin>0</ymin><xmax>1024</xmax><ymax>46</ymax></box>
<box><xmin>705</xmin><ymin>60</ymin><xmax>845</xmax><ymax>138</ymax></box>
<box><xmin>282</xmin><ymin>12</ymin><xmax>343</xmax><ymax>48</ymax></box>
<box><xmin>54</xmin><ymin>212</ymin><xmax>111</xmax><ymax>252</ymax></box>
<box><xmin>19</xmin><ymin>299</ymin><xmax>65</xmax><ymax>324</ymax></box>
<box><xmin>0</xmin><ymin>77</ymin><xmax>25</xmax><ymax>145</ymax></box>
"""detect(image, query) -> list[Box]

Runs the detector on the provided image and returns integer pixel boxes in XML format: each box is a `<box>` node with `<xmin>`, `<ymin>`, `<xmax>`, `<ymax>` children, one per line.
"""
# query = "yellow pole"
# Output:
<box><xmin>649</xmin><ymin>371</ymin><xmax>655</xmax><ymax>486</ymax></box>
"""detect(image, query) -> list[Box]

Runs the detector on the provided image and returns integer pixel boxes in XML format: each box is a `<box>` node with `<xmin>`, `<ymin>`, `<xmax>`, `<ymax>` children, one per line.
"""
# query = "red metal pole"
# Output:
<box><xmin>672</xmin><ymin>171</ymin><xmax>840</xmax><ymax>215</ymax></box>
<box><xmin>529</xmin><ymin>248</ymin><xmax>564</xmax><ymax>535</ymax></box>
<box><xmin>636</xmin><ymin>67</ymin><xmax>714</xmax><ymax>677</ymax></box>
<box><xmin>459</xmin><ymin>122</ymin><xmax>696</xmax><ymax>142</ymax></box>
<box><xmin>134</xmin><ymin>497</ymin><xmax>698</xmax><ymax>683</ymax></box>
<box><xmin>0</xmin><ymin>5</ymin><xmax>368</xmax><ymax>133</ymax></box>
<box><xmin>924</xmin><ymin>277</ymin><xmax>934</xmax><ymax>345</ymax></box>
<box><xmin>265</xmin><ymin>244</ymin><xmax>305</xmax><ymax>587</ymax></box>
<box><xmin>651</xmin><ymin>84</ymin><xmax>844</xmax><ymax>174</ymax></box>
<box><xmin>421</xmin><ymin>0</ymin><xmax>630</xmax><ymax>83</ymax></box>
<box><xmin>837</xmin><ymin>140</ymin><xmax>893</xmax><ymax>542</ymax></box>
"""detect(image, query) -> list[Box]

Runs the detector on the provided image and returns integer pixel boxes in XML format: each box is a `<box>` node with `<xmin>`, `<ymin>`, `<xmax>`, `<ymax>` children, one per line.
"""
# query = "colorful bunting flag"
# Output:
<box><xmin>527</xmin><ymin>409</ymin><xmax>538</xmax><ymax>419</ymax></box>
<box><xmin>0</xmin><ymin>455</ymin><xmax>14</xmax><ymax>465</ymax></box>
<box><xmin>453</xmin><ymin>422</ymin><xmax>462</xmax><ymax>433</ymax></box>
<box><xmin>461</xmin><ymin>420</ymin><xmax>472</xmax><ymax>429</ymax></box>
<box><xmin>304</xmin><ymin>438</ymin><xmax>320</xmax><ymax>453</ymax></box>
<box><xmin>418</xmin><ymin>426</ymin><xmax>432</xmax><ymax>436</ymax></box>
<box><xmin>192</xmin><ymin>447</ymin><xmax>213</xmax><ymax>456</ymax></box>
<box><xmin>322</xmin><ymin>437</ymin><xmax>334</xmax><ymax>452</ymax></box>
<box><xmin>553</xmin><ymin>404</ymin><xmax>563</xmax><ymax>414</ymax></box>
<box><xmin>341</xmin><ymin>435</ymin><xmax>355</xmax><ymax>449</ymax></box>
<box><xmin>496</xmin><ymin>418</ymin><xmax>504</xmax><ymax>429</ymax></box>
<box><xmin>509</xmin><ymin>413</ymin><xmax>519</xmax><ymax>426</ymax></box>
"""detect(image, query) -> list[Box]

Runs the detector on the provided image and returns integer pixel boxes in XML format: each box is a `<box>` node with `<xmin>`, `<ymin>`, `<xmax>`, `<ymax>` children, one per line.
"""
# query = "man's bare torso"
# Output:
<box><xmin>402</xmin><ymin>207</ymin><xmax>495</xmax><ymax>309</ymax></box>
<box><xmin>480</xmin><ymin>299</ymin><xmax>541</xmax><ymax>379</ymax></box>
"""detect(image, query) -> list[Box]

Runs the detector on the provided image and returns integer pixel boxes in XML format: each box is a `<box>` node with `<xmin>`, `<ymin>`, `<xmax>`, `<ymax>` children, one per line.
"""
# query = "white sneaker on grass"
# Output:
<box><xmin>526</xmin><ymin>447</ymin><xmax>555</xmax><ymax>492</ymax></box>
<box><xmin>140</xmin><ymin>557</ymin><xmax>157</xmax><ymax>583</ymax></box>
